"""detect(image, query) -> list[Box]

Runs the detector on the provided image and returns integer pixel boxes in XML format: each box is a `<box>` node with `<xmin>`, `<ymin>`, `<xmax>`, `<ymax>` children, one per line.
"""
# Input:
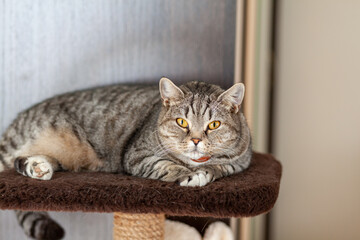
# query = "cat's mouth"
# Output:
<box><xmin>188</xmin><ymin>150</ymin><xmax>211</xmax><ymax>163</ymax></box>
<box><xmin>191</xmin><ymin>156</ymin><xmax>211</xmax><ymax>163</ymax></box>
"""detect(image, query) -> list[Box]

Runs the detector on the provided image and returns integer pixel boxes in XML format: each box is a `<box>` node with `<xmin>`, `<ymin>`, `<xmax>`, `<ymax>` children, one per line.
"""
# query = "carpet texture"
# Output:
<box><xmin>0</xmin><ymin>152</ymin><xmax>281</xmax><ymax>218</ymax></box>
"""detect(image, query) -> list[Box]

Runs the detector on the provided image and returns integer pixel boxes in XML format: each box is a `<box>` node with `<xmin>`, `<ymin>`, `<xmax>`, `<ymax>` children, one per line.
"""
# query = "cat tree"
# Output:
<box><xmin>0</xmin><ymin>152</ymin><xmax>281</xmax><ymax>239</ymax></box>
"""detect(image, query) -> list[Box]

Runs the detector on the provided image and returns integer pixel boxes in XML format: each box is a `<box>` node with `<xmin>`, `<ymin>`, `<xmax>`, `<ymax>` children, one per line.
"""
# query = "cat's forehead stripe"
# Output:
<box><xmin>190</xmin><ymin>98</ymin><xmax>196</xmax><ymax>115</ymax></box>
<box><xmin>184</xmin><ymin>93</ymin><xmax>206</xmax><ymax>114</ymax></box>
<box><xmin>202</xmin><ymin>97</ymin><xmax>212</xmax><ymax>116</ymax></box>
<box><xmin>184</xmin><ymin>106</ymin><xmax>189</xmax><ymax>118</ymax></box>
<box><xmin>208</xmin><ymin>108</ymin><xmax>213</xmax><ymax>119</ymax></box>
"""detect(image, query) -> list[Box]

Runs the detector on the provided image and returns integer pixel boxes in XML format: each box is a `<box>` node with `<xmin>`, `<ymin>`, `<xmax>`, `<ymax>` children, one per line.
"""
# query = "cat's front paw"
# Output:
<box><xmin>178</xmin><ymin>171</ymin><xmax>212</xmax><ymax>187</ymax></box>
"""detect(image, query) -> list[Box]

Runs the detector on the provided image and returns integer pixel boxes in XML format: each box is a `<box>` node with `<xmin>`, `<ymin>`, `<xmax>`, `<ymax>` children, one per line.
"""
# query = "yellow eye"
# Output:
<box><xmin>176</xmin><ymin>118</ymin><xmax>188</xmax><ymax>128</ymax></box>
<box><xmin>208</xmin><ymin>121</ymin><xmax>221</xmax><ymax>130</ymax></box>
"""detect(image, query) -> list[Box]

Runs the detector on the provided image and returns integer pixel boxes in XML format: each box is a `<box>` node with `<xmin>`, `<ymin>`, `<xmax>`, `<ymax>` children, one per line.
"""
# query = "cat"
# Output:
<box><xmin>0</xmin><ymin>78</ymin><xmax>252</xmax><ymax>240</ymax></box>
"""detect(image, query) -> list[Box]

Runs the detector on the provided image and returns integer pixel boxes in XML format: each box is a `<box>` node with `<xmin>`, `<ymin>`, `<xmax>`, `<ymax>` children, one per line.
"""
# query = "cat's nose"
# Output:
<box><xmin>191</xmin><ymin>138</ymin><xmax>202</xmax><ymax>145</ymax></box>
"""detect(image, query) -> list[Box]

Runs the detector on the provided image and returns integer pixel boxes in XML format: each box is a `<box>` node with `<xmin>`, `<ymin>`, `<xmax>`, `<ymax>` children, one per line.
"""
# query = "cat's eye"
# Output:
<box><xmin>176</xmin><ymin>118</ymin><xmax>188</xmax><ymax>128</ymax></box>
<box><xmin>208</xmin><ymin>121</ymin><xmax>221</xmax><ymax>130</ymax></box>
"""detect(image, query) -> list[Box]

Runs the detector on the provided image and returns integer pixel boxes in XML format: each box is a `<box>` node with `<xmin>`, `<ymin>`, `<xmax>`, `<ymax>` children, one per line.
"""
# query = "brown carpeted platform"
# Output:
<box><xmin>0</xmin><ymin>153</ymin><xmax>281</xmax><ymax>218</ymax></box>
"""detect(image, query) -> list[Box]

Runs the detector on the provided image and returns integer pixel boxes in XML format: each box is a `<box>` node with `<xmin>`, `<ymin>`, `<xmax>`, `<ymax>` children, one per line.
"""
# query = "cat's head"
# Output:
<box><xmin>157</xmin><ymin>77</ymin><xmax>248</xmax><ymax>166</ymax></box>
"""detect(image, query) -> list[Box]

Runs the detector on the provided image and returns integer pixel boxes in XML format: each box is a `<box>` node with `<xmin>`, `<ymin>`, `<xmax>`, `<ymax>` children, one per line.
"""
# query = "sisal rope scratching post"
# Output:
<box><xmin>113</xmin><ymin>212</ymin><xmax>165</xmax><ymax>240</ymax></box>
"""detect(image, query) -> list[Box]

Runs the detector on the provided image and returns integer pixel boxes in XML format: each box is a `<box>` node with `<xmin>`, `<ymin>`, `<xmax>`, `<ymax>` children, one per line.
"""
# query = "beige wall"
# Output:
<box><xmin>272</xmin><ymin>0</ymin><xmax>360</xmax><ymax>239</ymax></box>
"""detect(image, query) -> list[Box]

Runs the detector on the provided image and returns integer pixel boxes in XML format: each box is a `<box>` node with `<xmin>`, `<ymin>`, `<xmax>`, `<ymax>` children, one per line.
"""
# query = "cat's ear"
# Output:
<box><xmin>159</xmin><ymin>77</ymin><xmax>184</xmax><ymax>106</ymax></box>
<box><xmin>217</xmin><ymin>83</ymin><xmax>245</xmax><ymax>113</ymax></box>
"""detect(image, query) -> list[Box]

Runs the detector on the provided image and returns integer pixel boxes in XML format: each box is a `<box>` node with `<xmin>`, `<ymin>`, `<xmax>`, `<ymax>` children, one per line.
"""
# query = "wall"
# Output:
<box><xmin>0</xmin><ymin>0</ymin><xmax>236</xmax><ymax>239</ymax></box>
<box><xmin>272</xmin><ymin>0</ymin><xmax>360</xmax><ymax>239</ymax></box>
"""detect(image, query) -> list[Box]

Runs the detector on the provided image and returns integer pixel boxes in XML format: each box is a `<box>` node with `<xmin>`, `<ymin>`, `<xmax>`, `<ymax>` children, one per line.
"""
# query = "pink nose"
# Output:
<box><xmin>191</xmin><ymin>138</ymin><xmax>201</xmax><ymax>145</ymax></box>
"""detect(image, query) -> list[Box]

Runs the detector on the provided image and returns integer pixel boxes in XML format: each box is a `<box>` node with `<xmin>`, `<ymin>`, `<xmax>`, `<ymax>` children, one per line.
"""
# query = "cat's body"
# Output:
<box><xmin>0</xmin><ymin>84</ymin><xmax>160</xmax><ymax>173</ymax></box>
<box><xmin>0</xmin><ymin>79</ymin><xmax>252</xmax><ymax>240</ymax></box>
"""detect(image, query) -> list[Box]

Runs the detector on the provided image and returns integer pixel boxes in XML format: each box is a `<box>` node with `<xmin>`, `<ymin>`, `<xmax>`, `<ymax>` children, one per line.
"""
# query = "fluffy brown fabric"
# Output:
<box><xmin>0</xmin><ymin>153</ymin><xmax>281</xmax><ymax>218</ymax></box>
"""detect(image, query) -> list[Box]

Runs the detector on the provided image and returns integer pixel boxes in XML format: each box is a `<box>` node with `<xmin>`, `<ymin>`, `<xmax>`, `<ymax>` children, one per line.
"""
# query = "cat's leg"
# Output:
<box><xmin>128</xmin><ymin>157</ymin><xmax>195</xmax><ymax>183</ymax></box>
<box><xmin>14</xmin><ymin>155</ymin><xmax>60</xmax><ymax>180</ymax></box>
<box><xmin>129</xmin><ymin>157</ymin><xmax>215</xmax><ymax>187</ymax></box>
<box><xmin>180</xmin><ymin>163</ymin><xmax>246</xmax><ymax>187</ymax></box>
<box><xmin>15</xmin><ymin>210</ymin><xmax>64</xmax><ymax>240</ymax></box>
<box><xmin>177</xmin><ymin>169</ymin><xmax>213</xmax><ymax>187</ymax></box>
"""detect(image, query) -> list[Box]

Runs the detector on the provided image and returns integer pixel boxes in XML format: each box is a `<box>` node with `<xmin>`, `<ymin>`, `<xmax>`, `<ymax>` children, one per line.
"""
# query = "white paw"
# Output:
<box><xmin>25</xmin><ymin>156</ymin><xmax>53</xmax><ymax>180</ymax></box>
<box><xmin>180</xmin><ymin>171</ymin><xmax>210</xmax><ymax>187</ymax></box>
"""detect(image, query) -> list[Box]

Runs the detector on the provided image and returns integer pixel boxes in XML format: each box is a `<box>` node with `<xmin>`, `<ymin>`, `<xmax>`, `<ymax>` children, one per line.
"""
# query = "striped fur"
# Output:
<box><xmin>15</xmin><ymin>211</ymin><xmax>64</xmax><ymax>240</ymax></box>
<box><xmin>0</xmin><ymin>78</ymin><xmax>252</xmax><ymax>239</ymax></box>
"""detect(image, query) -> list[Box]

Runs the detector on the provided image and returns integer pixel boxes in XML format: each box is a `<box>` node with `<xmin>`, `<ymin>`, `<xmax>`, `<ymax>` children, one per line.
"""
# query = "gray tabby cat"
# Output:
<box><xmin>0</xmin><ymin>78</ymin><xmax>252</xmax><ymax>240</ymax></box>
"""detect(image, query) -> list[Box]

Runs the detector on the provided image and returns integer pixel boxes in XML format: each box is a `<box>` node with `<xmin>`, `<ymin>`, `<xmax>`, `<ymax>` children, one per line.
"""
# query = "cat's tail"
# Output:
<box><xmin>15</xmin><ymin>210</ymin><xmax>64</xmax><ymax>240</ymax></box>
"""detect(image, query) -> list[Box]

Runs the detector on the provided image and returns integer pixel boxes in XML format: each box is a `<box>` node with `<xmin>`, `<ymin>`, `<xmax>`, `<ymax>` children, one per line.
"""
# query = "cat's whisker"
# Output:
<box><xmin>152</xmin><ymin>143</ymin><xmax>177</xmax><ymax>157</ymax></box>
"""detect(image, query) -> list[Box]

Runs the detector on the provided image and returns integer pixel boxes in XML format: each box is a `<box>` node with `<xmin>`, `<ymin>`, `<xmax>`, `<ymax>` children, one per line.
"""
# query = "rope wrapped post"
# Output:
<box><xmin>113</xmin><ymin>212</ymin><xmax>165</xmax><ymax>240</ymax></box>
